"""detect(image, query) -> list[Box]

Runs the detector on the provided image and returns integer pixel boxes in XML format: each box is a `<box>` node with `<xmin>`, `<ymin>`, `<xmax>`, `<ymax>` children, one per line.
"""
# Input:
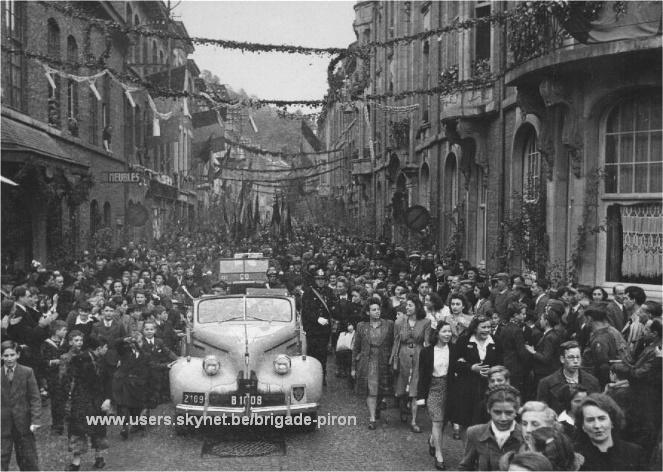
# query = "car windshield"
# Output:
<box><xmin>197</xmin><ymin>297</ymin><xmax>292</xmax><ymax>323</ymax></box>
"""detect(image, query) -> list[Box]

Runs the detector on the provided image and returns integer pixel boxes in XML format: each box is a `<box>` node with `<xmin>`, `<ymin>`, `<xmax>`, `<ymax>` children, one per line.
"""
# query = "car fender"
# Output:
<box><xmin>253</xmin><ymin>355</ymin><xmax>323</xmax><ymax>403</ymax></box>
<box><xmin>169</xmin><ymin>357</ymin><xmax>238</xmax><ymax>403</ymax></box>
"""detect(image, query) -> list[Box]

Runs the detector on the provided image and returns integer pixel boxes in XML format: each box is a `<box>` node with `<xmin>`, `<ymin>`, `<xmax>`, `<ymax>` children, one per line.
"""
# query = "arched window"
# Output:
<box><xmin>152</xmin><ymin>40</ymin><xmax>158</xmax><ymax>65</ymax></box>
<box><xmin>602</xmin><ymin>92</ymin><xmax>662</xmax><ymax>285</ymax></box>
<box><xmin>522</xmin><ymin>128</ymin><xmax>541</xmax><ymax>202</ymax></box>
<box><xmin>159</xmin><ymin>50</ymin><xmax>164</xmax><ymax>64</ymax></box>
<box><xmin>66</xmin><ymin>36</ymin><xmax>79</xmax><ymax>126</ymax></box>
<box><xmin>90</xmin><ymin>200</ymin><xmax>99</xmax><ymax>235</ymax></box>
<box><xmin>103</xmin><ymin>202</ymin><xmax>111</xmax><ymax>227</ymax></box>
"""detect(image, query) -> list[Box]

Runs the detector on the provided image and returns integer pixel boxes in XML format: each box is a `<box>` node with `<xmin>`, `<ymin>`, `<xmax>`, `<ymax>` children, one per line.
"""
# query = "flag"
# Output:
<box><xmin>271</xmin><ymin>196</ymin><xmax>281</xmax><ymax>237</ymax></box>
<box><xmin>254</xmin><ymin>194</ymin><xmax>260</xmax><ymax>228</ymax></box>
<box><xmin>301</xmin><ymin>119</ymin><xmax>322</xmax><ymax>151</ymax></box>
<box><xmin>285</xmin><ymin>202</ymin><xmax>292</xmax><ymax>237</ymax></box>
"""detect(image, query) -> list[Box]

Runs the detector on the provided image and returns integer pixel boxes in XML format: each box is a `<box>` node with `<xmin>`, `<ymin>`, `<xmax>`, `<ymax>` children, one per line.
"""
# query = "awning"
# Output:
<box><xmin>1</xmin><ymin>116</ymin><xmax>86</xmax><ymax>168</ymax></box>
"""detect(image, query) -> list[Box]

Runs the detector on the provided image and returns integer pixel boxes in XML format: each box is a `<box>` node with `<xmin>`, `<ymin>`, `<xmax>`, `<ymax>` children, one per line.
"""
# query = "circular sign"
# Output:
<box><xmin>405</xmin><ymin>205</ymin><xmax>431</xmax><ymax>231</ymax></box>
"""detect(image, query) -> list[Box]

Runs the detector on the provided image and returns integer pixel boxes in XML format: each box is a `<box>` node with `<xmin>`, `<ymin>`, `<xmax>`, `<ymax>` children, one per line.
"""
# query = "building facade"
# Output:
<box><xmin>1</xmin><ymin>1</ymin><xmax>202</xmax><ymax>272</ymax></box>
<box><xmin>317</xmin><ymin>1</ymin><xmax>661</xmax><ymax>298</ymax></box>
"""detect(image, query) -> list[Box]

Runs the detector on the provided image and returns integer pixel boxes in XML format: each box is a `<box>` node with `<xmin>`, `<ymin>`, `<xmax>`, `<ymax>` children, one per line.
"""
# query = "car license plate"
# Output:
<box><xmin>182</xmin><ymin>392</ymin><xmax>205</xmax><ymax>405</ymax></box>
<box><xmin>231</xmin><ymin>394</ymin><xmax>263</xmax><ymax>406</ymax></box>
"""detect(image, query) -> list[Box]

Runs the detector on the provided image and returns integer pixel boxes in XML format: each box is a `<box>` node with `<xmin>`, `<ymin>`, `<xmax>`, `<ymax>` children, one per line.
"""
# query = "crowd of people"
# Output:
<box><xmin>0</xmin><ymin>223</ymin><xmax>661</xmax><ymax>471</ymax></box>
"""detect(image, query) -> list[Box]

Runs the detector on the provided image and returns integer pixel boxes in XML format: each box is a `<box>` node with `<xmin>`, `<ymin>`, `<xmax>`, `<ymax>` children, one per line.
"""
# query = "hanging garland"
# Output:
<box><xmin>218</xmin><ymin>154</ymin><xmax>346</xmax><ymax>173</ymax></box>
<box><xmin>224</xmin><ymin>136</ymin><xmax>345</xmax><ymax>159</ymax></box>
<box><xmin>40</xmin><ymin>0</ymin><xmax>526</xmax><ymax>59</ymax></box>
<box><xmin>216</xmin><ymin>164</ymin><xmax>344</xmax><ymax>184</ymax></box>
<box><xmin>11</xmin><ymin>159</ymin><xmax>95</xmax><ymax>207</ymax></box>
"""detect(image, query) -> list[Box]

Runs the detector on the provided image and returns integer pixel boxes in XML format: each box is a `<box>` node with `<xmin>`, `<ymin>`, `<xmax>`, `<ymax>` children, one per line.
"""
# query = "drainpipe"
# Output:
<box><xmin>499</xmin><ymin>2</ymin><xmax>508</xmax><ymax>273</ymax></box>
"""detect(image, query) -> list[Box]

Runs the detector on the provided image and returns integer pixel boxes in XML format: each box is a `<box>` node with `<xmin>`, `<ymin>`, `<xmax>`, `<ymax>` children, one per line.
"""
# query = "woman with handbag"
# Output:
<box><xmin>351</xmin><ymin>297</ymin><xmax>394</xmax><ymax>430</ymax></box>
<box><xmin>391</xmin><ymin>294</ymin><xmax>431</xmax><ymax>433</ymax></box>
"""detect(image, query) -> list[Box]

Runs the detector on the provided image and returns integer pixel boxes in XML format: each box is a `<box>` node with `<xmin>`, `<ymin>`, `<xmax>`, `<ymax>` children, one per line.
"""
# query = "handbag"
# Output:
<box><xmin>335</xmin><ymin>331</ymin><xmax>355</xmax><ymax>352</ymax></box>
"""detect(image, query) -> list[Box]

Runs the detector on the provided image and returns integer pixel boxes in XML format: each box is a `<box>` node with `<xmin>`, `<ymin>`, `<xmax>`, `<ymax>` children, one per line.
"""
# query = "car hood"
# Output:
<box><xmin>193</xmin><ymin>322</ymin><xmax>297</xmax><ymax>366</ymax></box>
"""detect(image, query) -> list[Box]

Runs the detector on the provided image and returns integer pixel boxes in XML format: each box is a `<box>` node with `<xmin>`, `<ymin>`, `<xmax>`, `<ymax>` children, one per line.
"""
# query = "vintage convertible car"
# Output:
<box><xmin>169</xmin><ymin>291</ymin><xmax>323</xmax><ymax>431</ymax></box>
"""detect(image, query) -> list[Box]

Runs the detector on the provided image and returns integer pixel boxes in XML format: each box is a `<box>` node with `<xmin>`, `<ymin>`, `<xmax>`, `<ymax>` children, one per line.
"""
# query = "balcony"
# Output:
<box><xmin>351</xmin><ymin>158</ymin><xmax>372</xmax><ymax>175</ymax></box>
<box><xmin>439</xmin><ymin>87</ymin><xmax>496</xmax><ymax>120</ymax></box>
<box><xmin>505</xmin><ymin>2</ymin><xmax>662</xmax><ymax>86</ymax></box>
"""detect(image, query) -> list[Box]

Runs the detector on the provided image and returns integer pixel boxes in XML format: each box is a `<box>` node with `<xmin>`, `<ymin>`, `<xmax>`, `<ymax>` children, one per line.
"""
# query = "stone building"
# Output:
<box><xmin>318</xmin><ymin>1</ymin><xmax>661</xmax><ymax>298</ymax></box>
<box><xmin>1</xmin><ymin>1</ymin><xmax>201</xmax><ymax>271</ymax></box>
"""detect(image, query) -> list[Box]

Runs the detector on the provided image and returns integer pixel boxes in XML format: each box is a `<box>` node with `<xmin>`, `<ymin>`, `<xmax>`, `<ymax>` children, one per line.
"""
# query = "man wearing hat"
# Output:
<box><xmin>407</xmin><ymin>251</ymin><xmax>422</xmax><ymax>280</ymax></box>
<box><xmin>301</xmin><ymin>268</ymin><xmax>337</xmax><ymax>385</ymax></box>
<box><xmin>491</xmin><ymin>273</ymin><xmax>515</xmax><ymax>322</ymax></box>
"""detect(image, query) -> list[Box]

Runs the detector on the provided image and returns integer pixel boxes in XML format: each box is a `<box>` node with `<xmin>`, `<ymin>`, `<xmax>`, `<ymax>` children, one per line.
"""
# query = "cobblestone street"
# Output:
<box><xmin>25</xmin><ymin>357</ymin><xmax>465</xmax><ymax>471</ymax></box>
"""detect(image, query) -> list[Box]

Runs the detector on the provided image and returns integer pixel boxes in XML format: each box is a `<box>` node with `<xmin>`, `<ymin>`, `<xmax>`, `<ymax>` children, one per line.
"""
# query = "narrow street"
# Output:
<box><xmin>29</xmin><ymin>357</ymin><xmax>465</xmax><ymax>471</ymax></box>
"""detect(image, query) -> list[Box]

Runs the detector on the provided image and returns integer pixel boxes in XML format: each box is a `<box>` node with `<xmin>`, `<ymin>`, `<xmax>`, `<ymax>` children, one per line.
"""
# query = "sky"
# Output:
<box><xmin>174</xmin><ymin>1</ymin><xmax>357</xmax><ymax>102</ymax></box>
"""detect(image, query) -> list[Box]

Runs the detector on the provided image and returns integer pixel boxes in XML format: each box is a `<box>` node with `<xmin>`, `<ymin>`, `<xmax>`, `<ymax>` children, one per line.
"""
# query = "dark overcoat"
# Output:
<box><xmin>448</xmin><ymin>333</ymin><xmax>502</xmax><ymax>427</ymax></box>
<box><xmin>112</xmin><ymin>341</ymin><xmax>149</xmax><ymax>408</ymax></box>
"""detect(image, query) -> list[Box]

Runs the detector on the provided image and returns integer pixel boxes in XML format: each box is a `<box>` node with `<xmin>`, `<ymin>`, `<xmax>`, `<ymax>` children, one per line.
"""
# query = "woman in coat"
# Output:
<box><xmin>448</xmin><ymin>315</ymin><xmax>502</xmax><ymax>432</ymax></box>
<box><xmin>351</xmin><ymin>297</ymin><xmax>394</xmax><ymax>430</ymax></box>
<box><xmin>391</xmin><ymin>294</ymin><xmax>431</xmax><ymax>432</ymax></box>
<box><xmin>112</xmin><ymin>334</ymin><xmax>149</xmax><ymax>440</ymax></box>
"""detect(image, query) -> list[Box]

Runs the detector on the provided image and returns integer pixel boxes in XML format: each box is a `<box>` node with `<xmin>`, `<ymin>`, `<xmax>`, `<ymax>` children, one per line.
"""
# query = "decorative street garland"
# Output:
<box><xmin>40</xmin><ymin>0</ymin><xmax>532</xmax><ymax>58</ymax></box>
<box><xmin>218</xmin><ymin>154</ymin><xmax>346</xmax><ymax>173</ymax></box>
<box><xmin>224</xmin><ymin>136</ymin><xmax>345</xmax><ymax>159</ymax></box>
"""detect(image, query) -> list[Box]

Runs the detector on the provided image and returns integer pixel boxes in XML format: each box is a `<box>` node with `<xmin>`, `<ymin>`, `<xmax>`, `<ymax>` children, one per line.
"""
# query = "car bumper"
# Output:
<box><xmin>174</xmin><ymin>402</ymin><xmax>318</xmax><ymax>417</ymax></box>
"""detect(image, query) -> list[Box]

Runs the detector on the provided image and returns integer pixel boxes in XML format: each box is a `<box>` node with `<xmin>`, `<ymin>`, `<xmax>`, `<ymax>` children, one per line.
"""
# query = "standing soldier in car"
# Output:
<box><xmin>302</xmin><ymin>269</ymin><xmax>337</xmax><ymax>386</ymax></box>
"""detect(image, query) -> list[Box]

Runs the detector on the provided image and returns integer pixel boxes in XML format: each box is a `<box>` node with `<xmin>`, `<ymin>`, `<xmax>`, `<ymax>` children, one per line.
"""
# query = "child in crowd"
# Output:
<box><xmin>70</xmin><ymin>302</ymin><xmax>97</xmax><ymax>341</ymax></box>
<box><xmin>141</xmin><ymin>321</ymin><xmax>177</xmax><ymax>408</ymax></box>
<box><xmin>40</xmin><ymin>320</ymin><xmax>68</xmax><ymax>434</ymax></box>
<box><xmin>458</xmin><ymin>385</ymin><xmax>523</xmax><ymax>471</ymax></box>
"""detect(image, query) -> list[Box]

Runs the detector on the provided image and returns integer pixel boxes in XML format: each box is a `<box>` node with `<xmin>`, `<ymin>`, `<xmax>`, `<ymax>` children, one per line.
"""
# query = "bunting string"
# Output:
<box><xmin>39</xmin><ymin>0</ymin><xmax>522</xmax><ymax>58</ymax></box>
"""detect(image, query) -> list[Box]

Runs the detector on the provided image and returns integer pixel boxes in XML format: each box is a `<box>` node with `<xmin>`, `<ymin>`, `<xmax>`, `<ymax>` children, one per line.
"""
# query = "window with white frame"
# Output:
<box><xmin>523</xmin><ymin>130</ymin><xmax>541</xmax><ymax>202</ymax></box>
<box><xmin>603</xmin><ymin>92</ymin><xmax>662</xmax><ymax>285</ymax></box>
<box><xmin>2</xmin><ymin>0</ymin><xmax>25</xmax><ymax>110</ymax></box>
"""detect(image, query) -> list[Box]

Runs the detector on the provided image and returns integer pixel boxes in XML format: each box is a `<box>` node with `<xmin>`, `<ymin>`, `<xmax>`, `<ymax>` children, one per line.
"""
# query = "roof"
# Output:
<box><xmin>1</xmin><ymin>116</ymin><xmax>86</xmax><ymax>167</ymax></box>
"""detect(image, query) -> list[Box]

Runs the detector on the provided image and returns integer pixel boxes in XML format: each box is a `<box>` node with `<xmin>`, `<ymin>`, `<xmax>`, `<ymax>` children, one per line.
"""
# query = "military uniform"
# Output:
<box><xmin>301</xmin><ymin>272</ymin><xmax>337</xmax><ymax>382</ymax></box>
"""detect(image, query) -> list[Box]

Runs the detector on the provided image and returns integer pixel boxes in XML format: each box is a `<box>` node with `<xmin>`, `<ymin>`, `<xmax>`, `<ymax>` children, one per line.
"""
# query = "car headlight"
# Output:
<box><xmin>273</xmin><ymin>354</ymin><xmax>291</xmax><ymax>375</ymax></box>
<box><xmin>202</xmin><ymin>355</ymin><xmax>221</xmax><ymax>376</ymax></box>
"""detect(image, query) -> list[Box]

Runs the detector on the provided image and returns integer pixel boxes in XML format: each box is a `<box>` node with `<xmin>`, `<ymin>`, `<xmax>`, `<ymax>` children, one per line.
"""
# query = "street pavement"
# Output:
<box><xmin>21</xmin><ymin>356</ymin><xmax>466</xmax><ymax>470</ymax></box>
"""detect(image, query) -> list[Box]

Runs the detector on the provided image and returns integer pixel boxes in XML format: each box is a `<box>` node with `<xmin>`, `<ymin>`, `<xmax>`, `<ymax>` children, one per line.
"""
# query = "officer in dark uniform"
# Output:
<box><xmin>301</xmin><ymin>268</ymin><xmax>337</xmax><ymax>385</ymax></box>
